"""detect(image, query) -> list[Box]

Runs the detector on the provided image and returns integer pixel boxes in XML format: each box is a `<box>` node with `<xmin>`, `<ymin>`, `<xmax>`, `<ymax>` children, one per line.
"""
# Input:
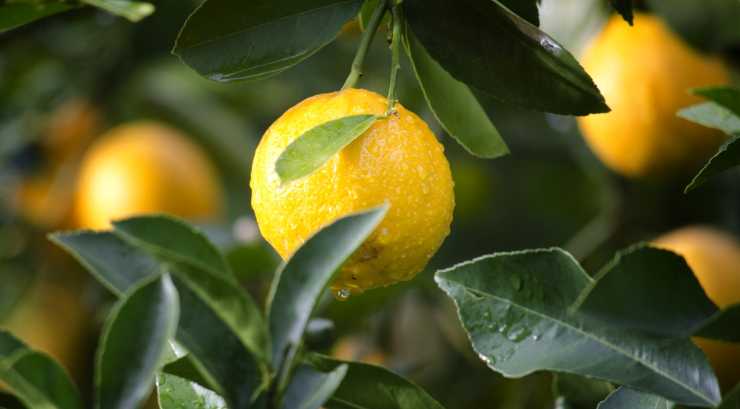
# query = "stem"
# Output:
<box><xmin>342</xmin><ymin>0</ymin><xmax>389</xmax><ymax>90</ymax></box>
<box><xmin>386</xmin><ymin>1</ymin><xmax>402</xmax><ymax>114</ymax></box>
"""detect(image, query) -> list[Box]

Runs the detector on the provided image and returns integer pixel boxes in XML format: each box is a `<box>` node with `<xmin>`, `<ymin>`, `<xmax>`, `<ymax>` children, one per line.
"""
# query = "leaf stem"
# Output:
<box><xmin>342</xmin><ymin>0</ymin><xmax>389</xmax><ymax>90</ymax></box>
<box><xmin>386</xmin><ymin>1</ymin><xmax>403</xmax><ymax>114</ymax></box>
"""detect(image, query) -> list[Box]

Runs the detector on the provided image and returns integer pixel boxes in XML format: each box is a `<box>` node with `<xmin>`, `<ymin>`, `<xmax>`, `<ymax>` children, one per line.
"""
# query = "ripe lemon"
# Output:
<box><xmin>577</xmin><ymin>13</ymin><xmax>730</xmax><ymax>178</ymax></box>
<box><xmin>74</xmin><ymin>121</ymin><xmax>223</xmax><ymax>229</ymax></box>
<box><xmin>250</xmin><ymin>88</ymin><xmax>454</xmax><ymax>295</ymax></box>
<box><xmin>653</xmin><ymin>226</ymin><xmax>740</xmax><ymax>388</ymax></box>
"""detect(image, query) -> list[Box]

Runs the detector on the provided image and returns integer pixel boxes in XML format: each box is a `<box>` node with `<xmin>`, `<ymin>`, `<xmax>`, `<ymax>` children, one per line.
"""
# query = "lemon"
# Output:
<box><xmin>74</xmin><ymin>121</ymin><xmax>223</xmax><ymax>229</ymax></box>
<box><xmin>577</xmin><ymin>13</ymin><xmax>730</xmax><ymax>178</ymax></box>
<box><xmin>250</xmin><ymin>88</ymin><xmax>454</xmax><ymax>295</ymax></box>
<box><xmin>654</xmin><ymin>226</ymin><xmax>740</xmax><ymax>389</ymax></box>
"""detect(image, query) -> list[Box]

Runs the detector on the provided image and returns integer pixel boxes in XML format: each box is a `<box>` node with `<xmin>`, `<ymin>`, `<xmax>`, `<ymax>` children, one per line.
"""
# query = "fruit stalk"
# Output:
<box><xmin>386</xmin><ymin>1</ymin><xmax>402</xmax><ymax>114</ymax></box>
<box><xmin>342</xmin><ymin>0</ymin><xmax>389</xmax><ymax>90</ymax></box>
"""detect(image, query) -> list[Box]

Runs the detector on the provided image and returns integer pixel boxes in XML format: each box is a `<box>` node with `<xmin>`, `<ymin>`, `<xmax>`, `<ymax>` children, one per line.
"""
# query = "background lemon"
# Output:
<box><xmin>653</xmin><ymin>226</ymin><xmax>740</xmax><ymax>389</ymax></box>
<box><xmin>577</xmin><ymin>13</ymin><xmax>730</xmax><ymax>178</ymax></box>
<box><xmin>250</xmin><ymin>88</ymin><xmax>454</xmax><ymax>295</ymax></box>
<box><xmin>74</xmin><ymin>121</ymin><xmax>223</xmax><ymax>229</ymax></box>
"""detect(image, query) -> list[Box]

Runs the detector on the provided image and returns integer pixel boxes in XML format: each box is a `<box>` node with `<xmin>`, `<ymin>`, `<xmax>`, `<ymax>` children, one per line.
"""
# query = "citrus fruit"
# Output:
<box><xmin>653</xmin><ymin>226</ymin><xmax>740</xmax><ymax>388</ymax></box>
<box><xmin>250</xmin><ymin>88</ymin><xmax>454</xmax><ymax>295</ymax></box>
<box><xmin>74</xmin><ymin>121</ymin><xmax>222</xmax><ymax>229</ymax></box>
<box><xmin>577</xmin><ymin>13</ymin><xmax>730</xmax><ymax>178</ymax></box>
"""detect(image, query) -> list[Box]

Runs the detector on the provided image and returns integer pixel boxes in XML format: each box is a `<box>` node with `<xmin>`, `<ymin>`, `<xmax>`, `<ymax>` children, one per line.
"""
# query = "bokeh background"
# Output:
<box><xmin>1</xmin><ymin>0</ymin><xmax>739</xmax><ymax>408</ymax></box>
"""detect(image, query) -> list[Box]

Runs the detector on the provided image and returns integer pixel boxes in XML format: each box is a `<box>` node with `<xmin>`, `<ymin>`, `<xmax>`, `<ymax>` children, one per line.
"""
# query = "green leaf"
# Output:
<box><xmin>174</xmin><ymin>0</ymin><xmax>363</xmax><ymax>82</ymax></box>
<box><xmin>692</xmin><ymin>87</ymin><xmax>740</xmax><ymax>116</ymax></box>
<box><xmin>307</xmin><ymin>354</ymin><xmax>446</xmax><ymax>409</ymax></box>
<box><xmin>608</xmin><ymin>0</ymin><xmax>634</xmax><ymax>25</ymax></box>
<box><xmin>497</xmin><ymin>0</ymin><xmax>539</xmax><ymax>26</ymax></box>
<box><xmin>678</xmin><ymin>103</ymin><xmax>740</xmax><ymax>136</ymax></box>
<box><xmin>282</xmin><ymin>364</ymin><xmax>348</xmax><ymax>409</ymax></box>
<box><xmin>403</xmin><ymin>0</ymin><xmax>608</xmax><ymax>115</ymax></box>
<box><xmin>268</xmin><ymin>205</ymin><xmax>387</xmax><ymax>373</ymax></box>
<box><xmin>596</xmin><ymin>387</ymin><xmax>673</xmax><ymax>409</ymax></box>
<box><xmin>112</xmin><ymin>215</ymin><xmax>234</xmax><ymax>281</ymax></box>
<box><xmin>718</xmin><ymin>382</ymin><xmax>740</xmax><ymax>409</ymax></box>
<box><xmin>49</xmin><ymin>231</ymin><xmax>160</xmax><ymax>296</ymax></box>
<box><xmin>695</xmin><ymin>304</ymin><xmax>740</xmax><ymax>342</ymax></box>
<box><xmin>162</xmin><ymin>356</ymin><xmax>217</xmax><ymax>393</ymax></box>
<box><xmin>577</xmin><ymin>246</ymin><xmax>718</xmax><ymax>337</ymax></box>
<box><xmin>358</xmin><ymin>0</ymin><xmax>383</xmax><ymax>31</ymax></box>
<box><xmin>276</xmin><ymin>115</ymin><xmax>381</xmax><ymax>183</ymax></box>
<box><xmin>0</xmin><ymin>3</ymin><xmax>75</xmax><ymax>33</ymax></box>
<box><xmin>647</xmin><ymin>0</ymin><xmax>740</xmax><ymax>52</ymax></box>
<box><xmin>96</xmin><ymin>274</ymin><xmax>179</xmax><ymax>409</ymax></box>
<box><xmin>553</xmin><ymin>374</ymin><xmax>614</xmax><ymax>409</ymax></box>
<box><xmin>79</xmin><ymin>0</ymin><xmax>154</xmax><ymax>22</ymax></box>
<box><xmin>435</xmin><ymin>248</ymin><xmax>720</xmax><ymax>407</ymax></box>
<box><xmin>157</xmin><ymin>374</ymin><xmax>227</xmax><ymax>409</ymax></box>
<box><xmin>0</xmin><ymin>332</ymin><xmax>82</xmax><ymax>409</ymax></box>
<box><xmin>403</xmin><ymin>27</ymin><xmax>508</xmax><ymax>159</ymax></box>
<box><xmin>685</xmin><ymin>136</ymin><xmax>740</xmax><ymax>193</ymax></box>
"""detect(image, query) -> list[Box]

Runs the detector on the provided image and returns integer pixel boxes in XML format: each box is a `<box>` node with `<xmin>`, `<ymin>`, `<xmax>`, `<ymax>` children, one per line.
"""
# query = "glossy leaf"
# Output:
<box><xmin>693</xmin><ymin>87</ymin><xmax>740</xmax><ymax>116</ymax></box>
<box><xmin>79</xmin><ymin>0</ymin><xmax>154</xmax><ymax>22</ymax></box>
<box><xmin>435</xmin><ymin>248</ymin><xmax>720</xmax><ymax>407</ymax></box>
<box><xmin>308</xmin><ymin>355</ymin><xmax>445</xmax><ymax>409</ymax></box>
<box><xmin>162</xmin><ymin>356</ymin><xmax>217</xmax><ymax>392</ymax></box>
<box><xmin>403</xmin><ymin>0</ymin><xmax>608</xmax><ymax>115</ymax></box>
<box><xmin>96</xmin><ymin>274</ymin><xmax>179</xmax><ymax>409</ymax></box>
<box><xmin>174</xmin><ymin>0</ymin><xmax>363</xmax><ymax>82</ymax></box>
<box><xmin>49</xmin><ymin>231</ymin><xmax>160</xmax><ymax>296</ymax></box>
<box><xmin>685</xmin><ymin>136</ymin><xmax>740</xmax><ymax>193</ymax></box>
<box><xmin>597</xmin><ymin>387</ymin><xmax>673</xmax><ymax>409</ymax></box>
<box><xmin>268</xmin><ymin>206</ymin><xmax>387</xmax><ymax>373</ymax></box>
<box><xmin>608</xmin><ymin>0</ymin><xmax>634</xmax><ymax>25</ymax></box>
<box><xmin>0</xmin><ymin>331</ymin><xmax>82</xmax><ymax>409</ymax></box>
<box><xmin>678</xmin><ymin>103</ymin><xmax>740</xmax><ymax>136</ymax></box>
<box><xmin>498</xmin><ymin>0</ymin><xmax>539</xmax><ymax>26</ymax></box>
<box><xmin>112</xmin><ymin>215</ymin><xmax>233</xmax><ymax>280</ymax></box>
<box><xmin>404</xmin><ymin>27</ymin><xmax>508</xmax><ymax>159</ymax></box>
<box><xmin>282</xmin><ymin>364</ymin><xmax>348</xmax><ymax>409</ymax></box>
<box><xmin>0</xmin><ymin>3</ymin><xmax>75</xmax><ymax>33</ymax></box>
<box><xmin>695</xmin><ymin>304</ymin><xmax>740</xmax><ymax>342</ymax></box>
<box><xmin>553</xmin><ymin>374</ymin><xmax>614</xmax><ymax>409</ymax></box>
<box><xmin>276</xmin><ymin>115</ymin><xmax>381</xmax><ymax>183</ymax></box>
<box><xmin>157</xmin><ymin>374</ymin><xmax>227</xmax><ymax>409</ymax></box>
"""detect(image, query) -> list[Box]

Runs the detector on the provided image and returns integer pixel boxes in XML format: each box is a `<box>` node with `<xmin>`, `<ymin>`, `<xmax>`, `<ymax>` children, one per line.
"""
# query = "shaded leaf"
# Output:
<box><xmin>498</xmin><ymin>0</ymin><xmax>539</xmax><ymax>26</ymax></box>
<box><xmin>174</xmin><ymin>0</ymin><xmax>363</xmax><ymax>82</ymax></box>
<box><xmin>695</xmin><ymin>304</ymin><xmax>740</xmax><ymax>343</ymax></box>
<box><xmin>553</xmin><ymin>374</ymin><xmax>614</xmax><ymax>409</ymax></box>
<box><xmin>268</xmin><ymin>206</ymin><xmax>387</xmax><ymax>373</ymax></box>
<box><xmin>403</xmin><ymin>0</ymin><xmax>608</xmax><ymax>115</ymax></box>
<box><xmin>647</xmin><ymin>0</ymin><xmax>740</xmax><ymax>52</ymax></box>
<box><xmin>693</xmin><ymin>87</ymin><xmax>740</xmax><ymax>116</ymax></box>
<box><xmin>79</xmin><ymin>0</ymin><xmax>154</xmax><ymax>22</ymax></box>
<box><xmin>96</xmin><ymin>274</ymin><xmax>179</xmax><ymax>409</ymax></box>
<box><xmin>404</xmin><ymin>27</ymin><xmax>508</xmax><ymax>159</ymax></box>
<box><xmin>282</xmin><ymin>364</ymin><xmax>348</xmax><ymax>409</ymax></box>
<box><xmin>307</xmin><ymin>354</ymin><xmax>446</xmax><ymax>409</ymax></box>
<box><xmin>685</xmin><ymin>136</ymin><xmax>740</xmax><ymax>193</ymax></box>
<box><xmin>435</xmin><ymin>248</ymin><xmax>720</xmax><ymax>407</ymax></box>
<box><xmin>0</xmin><ymin>331</ymin><xmax>82</xmax><ymax>409</ymax></box>
<box><xmin>0</xmin><ymin>3</ymin><xmax>75</xmax><ymax>33</ymax></box>
<box><xmin>162</xmin><ymin>356</ymin><xmax>217</xmax><ymax>392</ymax></box>
<box><xmin>358</xmin><ymin>0</ymin><xmax>383</xmax><ymax>31</ymax></box>
<box><xmin>596</xmin><ymin>387</ymin><xmax>673</xmax><ymax>409</ymax></box>
<box><xmin>718</xmin><ymin>382</ymin><xmax>740</xmax><ymax>409</ymax></box>
<box><xmin>608</xmin><ymin>0</ymin><xmax>633</xmax><ymax>25</ymax></box>
<box><xmin>276</xmin><ymin>115</ymin><xmax>381</xmax><ymax>183</ymax></box>
<box><xmin>157</xmin><ymin>374</ymin><xmax>227</xmax><ymax>409</ymax></box>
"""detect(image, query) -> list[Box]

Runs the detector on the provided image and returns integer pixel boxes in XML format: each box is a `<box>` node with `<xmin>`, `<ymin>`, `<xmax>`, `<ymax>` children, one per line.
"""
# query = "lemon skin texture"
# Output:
<box><xmin>250</xmin><ymin>88</ymin><xmax>454</xmax><ymax>294</ymax></box>
<box><xmin>654</xmin><ymin>226</ymin><xmax>740</xmax><ymax>389</ymax></box>
<box><xmin>74</xmin><ymin>121</ymin><xmax>223</xmax><ymax>229</ymax></box>
<box><xmin>577</xmin><ymin>13</ymin><xmax>730</xmax><ymax>178</ymax></box>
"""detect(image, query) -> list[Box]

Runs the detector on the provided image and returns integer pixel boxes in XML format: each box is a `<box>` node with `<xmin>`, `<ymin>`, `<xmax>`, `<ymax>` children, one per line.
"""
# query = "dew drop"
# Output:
<box><xmin>335</xmin><ymin>288</ymin><xmax>351</xmax><ymax>301</ymax></box>
<box><xmin>531</xmin><ymin>334</ymin><xmax>540</xmax><ymax>341</ymax></box>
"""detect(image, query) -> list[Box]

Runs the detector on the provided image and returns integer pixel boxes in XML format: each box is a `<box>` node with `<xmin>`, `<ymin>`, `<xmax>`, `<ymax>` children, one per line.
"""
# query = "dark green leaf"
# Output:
<box><xmin>49</xmin><ymin>231</ymin><xmax>160</xmax><ymax>296</ymax></box>
<box><xmin>553</xmin><ymin>374</ymin><xmax>614</xmax><ymax>409</ymax></box>
<box><xmin>692</xmin><ymin>87</ymin><xmax>740</xmax><ymax>116</ymax></box>
<box><xmin>268</xmin><ymin>205</ymin><xmax>387</xmax><ymax>373</ymax></box>
<box><xmin>695</xmin><ymin>304</ymin><xmax>740</xmax><ymax>342</ymax></box>
<box><xmin>577</xmin><ymin>246</ymin><xmax>718</xmax><ymax>337</ymax></box>
<box><xmin>435</xmin><ymin>248</ymin><xmax>720</xmax><ymax>407</ymax></box>
<box><xmin>162</xmin><ymin>356</ymin><xmax>217</xmax><ymax>393</ymax></box>
<box><xmin>685</xmin><ymin>136</ymin><xmax>740</xmax><ymax>193</ymax></box>
<box><xmin>718</xmin><ymin>382</ymin><xmax>740</xmax><ymax>409</ymax></box>
<box><xmin>498</xmin><ymin>0</ymin><xmax>539</xmax><ymax>26</ymax></box>
<box><xmin>403</xmin><ymin>0</ymin><xmax>608</xmax><ymax>115</ymax></box>
<box><xmin>157</xmin><ymin>374</ymin><xmax>227</xmax><ymax>409</ymax></box>
<box><xmin>276</xmin><ymin>115</ymin><xmax>381</xmax><ymax>183</ymax></box>
<box><xmin>79</xmin><ymin>0</ymin><xmax>154</xmax><ymax>22</ymax></box>
<box><xmin>404</xmin><ymin>27</ymin><xmax>508</xmax><ymax>158</ymax></box>
<box><xmin>174</xmin><ymin>0</ymin><xmax>363</xmax><ymax>82</ymax></box>
<box><xmin>96</xmin><ymin>274</ymin><xmax>179</xmax><ymax>409</ymax></box>
<box><xmin>0</xmin><ymin>331</ymin><xmax>82</xmax><ymax>409</ymax></box>
<box><xmin>647</xmin><ymin>0</ymin><xmax>740</xmax><ymax>51</ymax></box>
<box><xmin>307</xmin><ymin>354</ymin><xmax>446</xmax><ymax>409</ymax></box>
<box><xmin>282</xmin><ymin>364</ymin><xmax>348</xmax><ymax>409</ymax></box>
<box><xmin>0</xmin><ymin>3</ymin><xmax>75</xmax><ymax>33</ymax></box>
<box><xmin>596</xmin><ymin>387</ymin><xmax>673</xmax><ymax>409</ymax></box>
<box><xmin>678</xmin><ymin>103</ymin><xmax>740</xmax><ymax>136</ymax></box>
<box><xmin>112</xmin><ymin>215</ymin><xmax>234</xmax><ymax>281</ymax></box>
<box><xmin>608</xmin><ymin>0</ymin><xmax>633</xmax><ymax>25</ymax></box>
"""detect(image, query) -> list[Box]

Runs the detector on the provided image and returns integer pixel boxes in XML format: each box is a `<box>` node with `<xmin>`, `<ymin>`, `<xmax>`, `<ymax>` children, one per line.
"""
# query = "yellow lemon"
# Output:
<box><xmin>654</xmin><ymin>226</ymin><xmax>740</xmax><ymax>389</ymax></box>
<box><xmin>577</xmin><ymin>13</ymin><xmax>729</xmax><ymax>178</ymax></box>
<box><xmin>74</xmin><ymin>121</ymin><xmax>223</xmax><ymax>229</ymax></box>
<box><xmin>250</xmin><ymin>88</ymin><xmax>454</xmax><ymax>295</ymax></box>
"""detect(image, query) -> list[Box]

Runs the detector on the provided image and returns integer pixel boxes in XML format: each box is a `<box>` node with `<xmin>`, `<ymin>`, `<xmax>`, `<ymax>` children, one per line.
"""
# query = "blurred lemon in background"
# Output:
<box><xmin>73</xmin><ymin>121</ymin><xmax>223</xmax><ymax>229</ymax></box>
<box><xmin>654</xmin><ymin>226</ymin><xmax>740</xmax><ymax>389</ymax></box>
<box><xmin>577</xmin><ymin>13</ymin><xmax>730</xmax><ymax>178</ymax></box>
<box><xmin>250</xmin><ymin>88</ymin><xmax>454</xmax><ymax>295</ymax></box>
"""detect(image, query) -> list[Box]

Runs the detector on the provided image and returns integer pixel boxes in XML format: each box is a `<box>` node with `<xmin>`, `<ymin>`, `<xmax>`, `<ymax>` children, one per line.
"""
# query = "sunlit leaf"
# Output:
<box><xmin>80</xmin><ymin>0</ymin><xmax>154</xmax><ymax>22</ymax></box>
